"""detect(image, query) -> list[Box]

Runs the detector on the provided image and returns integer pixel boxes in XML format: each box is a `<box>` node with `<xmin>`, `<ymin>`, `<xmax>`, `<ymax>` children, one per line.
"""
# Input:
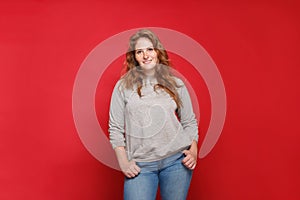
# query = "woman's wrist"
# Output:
<box><xmin>114</xmin><ymin>146</ymin><xmax>129</xmax><ymax>163</ymax></box>
<box><xmin>189</xmin><ymin>140</ymin><xmax>198</xmax><ymax>155</ymax></box>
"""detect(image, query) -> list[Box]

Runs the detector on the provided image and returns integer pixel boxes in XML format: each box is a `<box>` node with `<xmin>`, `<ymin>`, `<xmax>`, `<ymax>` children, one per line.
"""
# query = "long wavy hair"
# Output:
<box><xmin>121</xmin><ymin>29</ymin><xmax>182</xmax><ymax>109</ymax></box>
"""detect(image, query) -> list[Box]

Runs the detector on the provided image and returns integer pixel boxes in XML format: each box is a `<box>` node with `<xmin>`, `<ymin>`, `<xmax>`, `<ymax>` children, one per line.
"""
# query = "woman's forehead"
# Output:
<box><xmin>135</xmin><ymin>37</ymin><xmax>153</xmax><ymax>49</ymax></box>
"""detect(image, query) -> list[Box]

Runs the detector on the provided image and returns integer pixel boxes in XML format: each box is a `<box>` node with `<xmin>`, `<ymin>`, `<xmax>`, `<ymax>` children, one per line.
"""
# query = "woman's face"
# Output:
<box><xmin>134</xmin><ymin>37</ymin><xmax>158</xmax><ymax>76</ymax></box>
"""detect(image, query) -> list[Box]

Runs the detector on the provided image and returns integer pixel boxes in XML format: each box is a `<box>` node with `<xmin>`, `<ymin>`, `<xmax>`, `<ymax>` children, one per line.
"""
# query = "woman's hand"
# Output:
<box><xmin>119</xmin><ymin>160</ymin><xmax>141</xmax><ymax>178</ymax></box>
<box><xmin>114</xmin><ymin>146</ymin><xmax>140</xmax><ymax>178</ymax></box>
<box><xmin>182</xmin><ymin>140</ymin><xmax>198</xmax><ymax>170</ymax></box>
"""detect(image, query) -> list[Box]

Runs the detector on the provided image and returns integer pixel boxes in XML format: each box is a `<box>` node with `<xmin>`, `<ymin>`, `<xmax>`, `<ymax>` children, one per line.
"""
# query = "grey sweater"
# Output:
<box><xmin>109</xmin><ymin>77</ymin><xmax>199</xmax><ymax>162</ymax></box>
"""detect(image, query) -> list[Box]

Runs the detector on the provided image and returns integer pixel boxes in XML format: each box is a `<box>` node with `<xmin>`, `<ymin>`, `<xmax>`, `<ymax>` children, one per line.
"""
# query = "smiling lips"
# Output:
<box><xmin>142</xmin><ymin>59</ymin><xmax>153</xmax><ymax>64</ymax></box>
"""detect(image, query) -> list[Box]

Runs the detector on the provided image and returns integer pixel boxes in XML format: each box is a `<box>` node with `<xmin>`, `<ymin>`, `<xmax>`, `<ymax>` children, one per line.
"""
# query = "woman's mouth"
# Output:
<box><xmin>143</xmin><ymin>59</ymin><xmax>152</xmax><ymax>64</ymax></box>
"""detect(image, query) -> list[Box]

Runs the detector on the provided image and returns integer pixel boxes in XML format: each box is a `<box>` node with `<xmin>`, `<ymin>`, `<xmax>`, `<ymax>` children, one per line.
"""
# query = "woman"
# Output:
<box><xmin>109</xmin><ymin>29</ymin><xmax>199</xmax><ymax>200</ymax></box>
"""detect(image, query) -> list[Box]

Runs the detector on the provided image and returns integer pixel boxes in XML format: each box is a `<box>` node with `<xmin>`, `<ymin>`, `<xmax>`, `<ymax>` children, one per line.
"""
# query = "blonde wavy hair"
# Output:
<box><xmin>121</xmin><ymin>29</ymin><xmax>182</xmax><ymax>109</ymax></box>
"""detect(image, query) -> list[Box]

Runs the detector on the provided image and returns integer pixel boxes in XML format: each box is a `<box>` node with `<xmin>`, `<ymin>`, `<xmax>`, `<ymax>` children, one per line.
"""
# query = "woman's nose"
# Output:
<box><xmin>143</xmin><ymin>50</ymin><xmax>149</xmax><ymax>59</ymax></box>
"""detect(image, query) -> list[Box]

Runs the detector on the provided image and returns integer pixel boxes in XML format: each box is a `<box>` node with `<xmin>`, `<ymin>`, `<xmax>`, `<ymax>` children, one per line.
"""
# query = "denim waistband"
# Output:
<box><xmin>136</xmin><ymin>152</ymin><xmax>184</xmax><ymax>172</ymax></box>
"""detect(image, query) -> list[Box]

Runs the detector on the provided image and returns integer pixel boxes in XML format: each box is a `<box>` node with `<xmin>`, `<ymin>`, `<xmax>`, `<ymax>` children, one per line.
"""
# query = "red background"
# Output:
<box><xmin>1</xmin><ymin>0</ymin><xmax>299</xmax><ymax>199</ymax></box>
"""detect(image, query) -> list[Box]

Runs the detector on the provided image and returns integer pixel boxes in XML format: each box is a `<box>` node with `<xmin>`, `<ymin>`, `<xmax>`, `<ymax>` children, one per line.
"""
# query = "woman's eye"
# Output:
<box><xmin>147</xmin><ymin>48</ymin><xmax>154</xmax><ymax>51</ymax></box>
<box><xmin>135</xmin><ymin>50</ymin><xmax>142</xmax><ymax>55</ymax></box>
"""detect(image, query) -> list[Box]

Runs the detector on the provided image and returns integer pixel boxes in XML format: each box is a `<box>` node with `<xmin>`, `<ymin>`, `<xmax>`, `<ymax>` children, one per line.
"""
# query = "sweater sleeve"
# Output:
<box><xmin>177</xmin><ymin>80</ymin><xmax>199</xmax><ymax>142</ymax></box>
<box><xmin>108</xmin><ymin>80</ymin><xmax>126</xmax><ymax>149</ymax></box>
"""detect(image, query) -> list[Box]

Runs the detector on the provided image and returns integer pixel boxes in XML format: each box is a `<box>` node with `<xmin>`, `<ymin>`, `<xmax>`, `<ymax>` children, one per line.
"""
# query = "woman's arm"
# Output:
<box><xmin>177</xmin><ymin>79</ymin><xmax>199</xmax><ymax>170</ymax></box>
<box><xmin>177</xmin><ymin>81</ymin><xmax>199</xmax><ymax>143</ymax></box>
<box><xmin>109</xmin><ymin>81</ymin><xmax>140</xmax><ymax>177</ymax></box>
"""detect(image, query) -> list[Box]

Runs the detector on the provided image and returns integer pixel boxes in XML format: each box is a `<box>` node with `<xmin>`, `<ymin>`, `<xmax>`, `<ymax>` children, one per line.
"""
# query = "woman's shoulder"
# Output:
<box><xmin>172</xmin><ymin>76</ymin><xmax>185</xmax><ymax>87</ymax></box>
<box><xmin>112</xmin><ymin>79</ymin><xmax>123</xmax><ymax>90</ymax></box>
<box><xmin>113</xmin><ymin>78</ymin><xmax>135</xmax><ymax>94</ymax></box>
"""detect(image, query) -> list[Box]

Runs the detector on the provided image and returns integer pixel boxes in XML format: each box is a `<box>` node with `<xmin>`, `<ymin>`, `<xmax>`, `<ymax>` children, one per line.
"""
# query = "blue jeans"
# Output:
<box><xmin>124</xmin><ymin>153</ymin><xmax>193</xmax><ymax>200</ymax></box>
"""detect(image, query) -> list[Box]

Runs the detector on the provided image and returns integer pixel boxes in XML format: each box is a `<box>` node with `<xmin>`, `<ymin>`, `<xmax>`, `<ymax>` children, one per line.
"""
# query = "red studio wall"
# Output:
<box><xmin>1</xmin><ymin>0</ymin><xmax>299</xmax><ymax>199</ymax></box>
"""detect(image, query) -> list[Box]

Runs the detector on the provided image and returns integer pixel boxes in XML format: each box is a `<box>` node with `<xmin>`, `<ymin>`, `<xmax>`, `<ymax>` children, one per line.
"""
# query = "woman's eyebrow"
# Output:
<box><xmin>135</xmin><ymin>46</ymin><xmax>154</xmax><ymax>50</ymax></box>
